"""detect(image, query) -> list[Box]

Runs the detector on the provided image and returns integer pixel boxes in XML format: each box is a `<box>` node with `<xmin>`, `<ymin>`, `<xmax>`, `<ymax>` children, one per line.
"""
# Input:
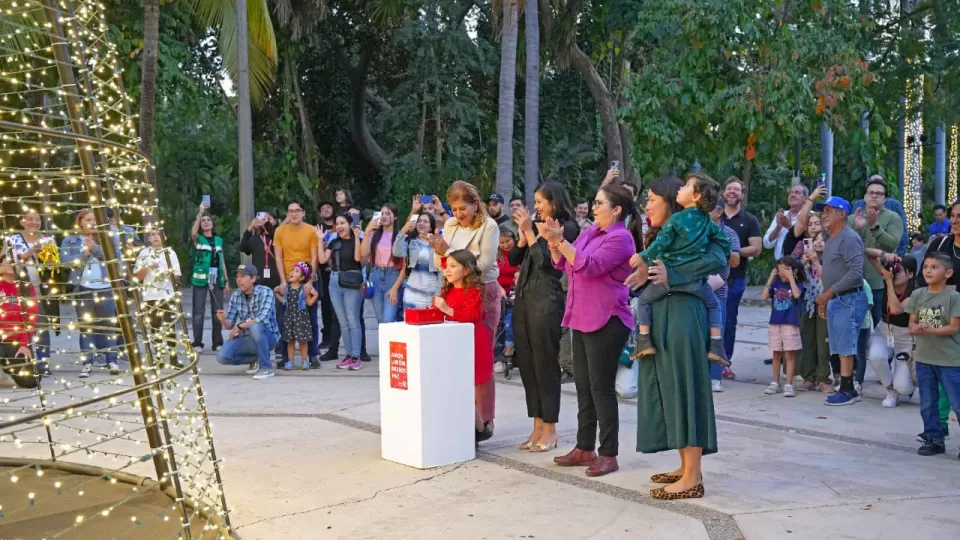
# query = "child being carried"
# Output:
<box><xmin>630</xmin><ymin>173</ymin><xmax>730</xmax><ymax>365</ymax></box>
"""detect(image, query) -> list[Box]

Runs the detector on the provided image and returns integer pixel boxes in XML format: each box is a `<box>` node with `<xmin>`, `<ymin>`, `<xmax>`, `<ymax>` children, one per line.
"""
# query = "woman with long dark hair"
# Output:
<box><xmin>361</xmin><ymin>203</ymin><xmax>404</xmax><ymax>323</ymax></box>
<box><xmin>510</xmin><ymin>182</ymin><xmax>580</xmax><ymax>452</ymax></box>
<box><xmin>627</xmin><ymin>176</ymin><xmax>727</xmax><ymax>500</ymax></box>
<box><xmin>394</xmin><ymin>206</ymin><xmax>440</xmax><ymax>309</ymax></box>
<box><xmin>189</xmin><ymin>202</ymin><xmax>229</xmax><ymax>353</ymax></box>
<box><xmin>537</xmin><ymin>184</ymin><xmax>640</xmax><ymax>476</ymax></box>
<box><xmin>318</xmin><ymin>215</ymin><xmax>365</xmax><ymax>370</ymax></box>
<box><xmin>335</xmin><ymin>189</ymin><xmax>360</xmax><ymax>218</ymax></box>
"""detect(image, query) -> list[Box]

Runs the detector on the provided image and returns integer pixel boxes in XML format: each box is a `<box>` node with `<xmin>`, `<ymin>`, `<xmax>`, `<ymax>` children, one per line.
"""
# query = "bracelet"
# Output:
<box><xmin>549</xmin><ymin>241</ymin><xmax>562</xmax><ymax>250</ymax></box>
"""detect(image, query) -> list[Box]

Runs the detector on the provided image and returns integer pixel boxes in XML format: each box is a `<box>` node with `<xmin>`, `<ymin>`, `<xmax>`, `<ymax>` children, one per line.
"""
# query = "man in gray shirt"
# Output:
<box><xmin>815</xmin><ymin>196</ymin><xmax>868</xmax><ymax>406</ymax></box>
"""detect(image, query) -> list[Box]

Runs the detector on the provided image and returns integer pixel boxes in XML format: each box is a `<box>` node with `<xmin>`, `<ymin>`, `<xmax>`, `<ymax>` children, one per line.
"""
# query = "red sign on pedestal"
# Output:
<box><xmin>389</xmin><ymin>342</ymin><xmax>408</xmax><ymax>390</ymax></box>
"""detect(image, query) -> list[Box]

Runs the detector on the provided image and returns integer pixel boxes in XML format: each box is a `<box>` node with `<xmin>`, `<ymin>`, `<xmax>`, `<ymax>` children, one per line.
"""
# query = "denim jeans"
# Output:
<box><xmin>76</xmin><ymin>286</ymin><xmax>119</xmax><ymax>364</ymax></box>
<box><xmin>723</xmin><ymin>278</ymin><xmax>746</xmax><ymax>361</ymax></box>
<box><xmin>916</xmin><ymin>362</ymin><xmax>960</xmax><ymax>442</ymax></box>
<box><xmin>216</xmin><ymin>322</ymin><xmax>278</xmax><ymax>370</ymax></box>
<box><xmin>504</xmin><ymin>306</ymin><xmax>514</xmax><ymax>348</ymax></box>
<box><xmin>710</xmin><ymin>299</ymin><xmax>727</xmax><ymax>381</ymax></box>
<box><xmin>329</xmin><ymin>272</ymin><xmax>364</xmax><ymax>357</ymax></box>
<box><xmin>826</xmin><ymin>290</ymin><xmax>868</xmax><ymax>356</ymax></box>
<box><xmin>371</xmin><ymin>266</ymin><xmax>401</xmax><ymax>323</ymax></box>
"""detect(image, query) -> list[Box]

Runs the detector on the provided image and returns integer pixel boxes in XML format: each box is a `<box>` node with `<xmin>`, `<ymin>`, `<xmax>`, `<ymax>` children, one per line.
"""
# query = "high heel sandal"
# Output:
<box><xmin>528</xmin><ymin>438</ymin><xmax>559</xmax><ymax>453</ymax></box>
<box><xmin>519</xmin><ymin>439</ymin><xmax>536</xmax><ymax>450</ymax></box>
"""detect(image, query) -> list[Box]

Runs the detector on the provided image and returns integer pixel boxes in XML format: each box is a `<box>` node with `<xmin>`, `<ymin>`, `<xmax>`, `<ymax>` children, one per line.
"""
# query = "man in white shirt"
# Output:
<box><xmin>763</xmin><ymin>184</ymin><xmax>809</xmax><ymax>260</ymax></box>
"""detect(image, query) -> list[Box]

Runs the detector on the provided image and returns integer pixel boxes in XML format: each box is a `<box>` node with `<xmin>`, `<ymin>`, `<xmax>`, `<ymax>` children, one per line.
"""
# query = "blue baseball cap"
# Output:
<box><xmin>815</xmin><ymin>196</ymin><xmax>851</xmax><ymax>214</ymax></box>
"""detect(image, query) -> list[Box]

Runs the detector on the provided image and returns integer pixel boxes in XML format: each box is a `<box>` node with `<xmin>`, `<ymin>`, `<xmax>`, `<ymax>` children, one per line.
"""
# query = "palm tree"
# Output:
<box><xmin>523</xmin><ymin>0</ymin><xmax>539</xmax><ymax>207</ymax></box>
<box><xmin>139</xmin><ymin>0</ymin><xmax>160</xmax><ymax>201</ymax></box>
<box><xmin>496</xmin><ymin>1</ymin><xmax>519</xmax><ymax>201</ymax></box>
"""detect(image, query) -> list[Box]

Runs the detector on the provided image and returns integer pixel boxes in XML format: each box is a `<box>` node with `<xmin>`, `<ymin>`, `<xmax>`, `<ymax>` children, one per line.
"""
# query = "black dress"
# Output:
<box><xmin>509</xmin><ymin>220</ymin><xmax>580</xmax><ymax>423</ymax></box>
<box><xmin>282</xmin><ymin>284</ymin><xmax>313</xmax><ymax>343</ymax></box>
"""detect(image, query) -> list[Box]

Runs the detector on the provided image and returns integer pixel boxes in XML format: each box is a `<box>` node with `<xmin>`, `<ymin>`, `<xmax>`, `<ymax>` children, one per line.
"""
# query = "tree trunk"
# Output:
<box><xmin>237</xmin><ymin>0</ymin><xmax>256</xmax><ymax>243</ymax></box>
<box><xmin>436</xmin><ymin>94</ymin><xmax>443</xmax><ymax>170</ymax></box>
<box><xmin>340</xmin><ymin>49</ymin><xmax>390</xmax><ymax>173</ymax></box>
<box><xmin>417</xmin><ymin>87</ymin><xmax>427</xmax><ymax>159</ymax></box>
<box><xmin>138</xmin><ymin>0</ymin><xmax>159</xmax><ymax>221</ymax></box>
<box><xmin>523</xmin><ymin>0</ymin><xmax>540</xmax><ymax>207</ymax></box>
<box><xmin>568</xmin><ymin>43</ymin><xmax>623</xmax><ymax>168</ymax></box>
<box><xmin>496</xmin><ymin>2</ymin><xmax>519</xmax><ymax>200</ymax></box>
<box><xmin>290</xmin><ymin>58</ymin><xmax>319</xmax><ymax>181</ymax></box>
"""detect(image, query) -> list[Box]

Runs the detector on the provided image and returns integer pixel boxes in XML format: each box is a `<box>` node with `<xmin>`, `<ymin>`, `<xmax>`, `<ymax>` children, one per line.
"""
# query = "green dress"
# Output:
<box><xmin>635</xmin><ymin>237</ymin><xmax>725</xmax><ymax>455</ymax></box>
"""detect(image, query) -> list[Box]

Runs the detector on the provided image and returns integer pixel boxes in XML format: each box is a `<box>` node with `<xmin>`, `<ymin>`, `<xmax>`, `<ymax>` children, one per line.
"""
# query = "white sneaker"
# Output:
<box><xmin>245</xmin><ymin>362</ymin><xmax>258</xmax><ymax>375</ymax></box>
<box><xmin>853</xmin><ymin>381</ymin><xmax>862</xmax><ymax>394</ymax></box>
<box><xmin>252</xmin><ymin>369</ymin><xmax>275</xmax><ymax>380</ymax></box>
<box><xmin>764</xmin><ymin>382</ymin><xmax>782</xmax><ymax>395</ymax></box>
<box><xmin>193</xmin><ymin>345</ymin><xmax>204</xmax><ymax>354</ymax></box>
<box><xmin>783</xmin><ymin>384</ymin><xmax>796</xmax><ymax>397</ymax></box>
<box><xmin>108</xmin><ymin>362</ymin><xmax>120</xmax><ymax>375</ymax></box>
<box><xmin>494</xmin><ymin>361</ymin><xmax>505</xmax><ymax>374</ymax></box>
<box><xmin>79</xmin><ymin>364</ymin><xmax>92</xmax><ymax>378</ymax></box>
<box><xmin>793</xmin><ymin>375</ymin><xmax>804</xmax><ymax>386</ymax></box>
<box><xmin>882</xmin><ymin>389</ymin><xmax>899</xmax><ymax>408</ymax></box>
<box><xmin>711</xmin><ymin>380</ymin><xmax>724</xmax><ymax>393</ymax></box>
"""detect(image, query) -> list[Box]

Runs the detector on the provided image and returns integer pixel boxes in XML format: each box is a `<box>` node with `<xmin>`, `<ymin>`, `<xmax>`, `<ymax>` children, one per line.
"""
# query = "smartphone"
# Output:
<box><xmin>817</xmin><ymin>173</ymin><xmax>826</xmax><ymax>187</ymax></box>
<box><xmin>373</xmin><ymin>211</ymin><xmax>382</xmax><ymax>221</ymax></box>
<box><xmin>803</xmin><ymin>238</ymin><xmax>812</xmax><ymax>250</ymax></box>
<box><xmin>409</xmin><ymin>214</ymin><xmax>419</xmax><ymax>222</ymax></box>
<box><xmin>610</xmin><ymin>160</ymin><xmax>620</xmax><ymax>171</ymax></box>
<box><xmin>256</xmin><ymin>211</ymin><xmax>266</xmax><ymax>221</ymax></box>
<box><xmin>323</xmin><ymin>231</ymin><xmax>335</xmax><ymax>243</ymax></box>
<box><xmin>201</xmin><ymin>194</ymin><xmax>211</xmax><ymax>206</ymax></box>
<box><xmin>420</xmin><ymin>195</ymin><xmax>433</xmax><ymax>204</ymax></box>
<box><xmin>351</xmin><ymin>213</ymin><xmax>360</xmax><ymax>228</ymax></box>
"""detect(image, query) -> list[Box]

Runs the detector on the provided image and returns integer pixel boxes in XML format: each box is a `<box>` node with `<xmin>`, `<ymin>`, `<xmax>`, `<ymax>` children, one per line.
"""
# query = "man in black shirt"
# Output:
<box><xmin>316</xmin><ymin>202</ymin><xmax>336</xmax><ymax>349</ymax></box>
<box><xmin>719</xmin><ymin>177</ymin><xmax>763</xmax><ymax>373</ymax></box>
<box><xmin>487</xmin><ymin>193</ymin><xmax>512</xmax><ymax>229</ymax></box>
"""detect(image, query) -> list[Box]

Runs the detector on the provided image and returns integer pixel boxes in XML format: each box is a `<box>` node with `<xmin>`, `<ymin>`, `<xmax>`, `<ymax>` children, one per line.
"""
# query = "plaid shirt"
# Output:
<box><xmin>224</xmin><ymin>284</ymin><xmax>279</xmax><ymax>339</ymax></box>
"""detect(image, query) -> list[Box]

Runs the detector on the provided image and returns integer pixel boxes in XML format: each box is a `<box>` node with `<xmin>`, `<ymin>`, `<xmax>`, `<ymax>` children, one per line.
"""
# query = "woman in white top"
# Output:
<box><xmin>6</xmin><ymin>209</ymin><xmax>58</xmax><ymax>372</ymax></box>
<box><xmin>134</xmin><ymin>230</ymin><xmax>183</xmax><ymax>368</ymax></box>
<box><xmin>425</xmin><ymin>180</ymin><xmax>501</xmax><ymax>436</ymax></box>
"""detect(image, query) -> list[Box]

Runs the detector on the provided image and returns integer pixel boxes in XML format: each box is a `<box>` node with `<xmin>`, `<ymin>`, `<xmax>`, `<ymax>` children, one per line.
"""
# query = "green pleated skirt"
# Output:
<box><xmin>636</xmin><ymin>292</ymin><xmax>718</xmax><ymax>455</ymax></box>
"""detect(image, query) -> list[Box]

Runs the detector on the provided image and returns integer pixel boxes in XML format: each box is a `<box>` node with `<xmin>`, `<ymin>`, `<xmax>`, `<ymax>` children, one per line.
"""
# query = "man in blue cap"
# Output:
<box><xmin>815</xmin><ymin>196</ymin><xmax>868</xmax><ymax>405</ymax></box>
<box><xmin>216</xmin><ymin>263</ymin><xmax>280</xmax><ymax>380</ymax></box>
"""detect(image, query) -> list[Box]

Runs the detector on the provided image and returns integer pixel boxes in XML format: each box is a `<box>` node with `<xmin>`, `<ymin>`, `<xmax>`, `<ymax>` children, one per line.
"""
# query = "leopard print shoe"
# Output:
<box><xmin>650</xmin><ymin>472</ymin><xmax>682</xmax><ymax>484</ymax></box>
<box><xmin>650</xmin><ymin>483</ymin><xmax>704</xmax><ymax>500</ymax></box>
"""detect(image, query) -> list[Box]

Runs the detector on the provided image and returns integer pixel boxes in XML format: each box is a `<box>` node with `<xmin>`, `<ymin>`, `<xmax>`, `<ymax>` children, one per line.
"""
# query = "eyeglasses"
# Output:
<box><xmin>288</xmin><ymin>209</ymin><xmax>304</xmax><ymax>214</ymax></box>
<box><xmin>592</xmin><ymin>199</ymin><xmax>608</xmax><ymax>208</ymax></box>
<box><xmin>866</xmin><ymin>190</ymin><xmax>885</xmax><ymax>197</ymax></box>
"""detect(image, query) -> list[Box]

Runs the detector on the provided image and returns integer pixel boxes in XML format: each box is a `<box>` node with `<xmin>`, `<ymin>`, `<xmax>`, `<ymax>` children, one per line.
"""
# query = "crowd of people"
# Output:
<box><xmin>3</xmin><ymin>170</ymin><xmax>960</xmax><ymax>500</ymax></box>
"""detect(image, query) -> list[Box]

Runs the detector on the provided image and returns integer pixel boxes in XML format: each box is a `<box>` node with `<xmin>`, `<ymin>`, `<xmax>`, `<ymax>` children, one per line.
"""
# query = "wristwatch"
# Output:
<box><xmin>870</xmin><ymin>224</ymin><xmax>880</xmax><ymax>232</ymax></box>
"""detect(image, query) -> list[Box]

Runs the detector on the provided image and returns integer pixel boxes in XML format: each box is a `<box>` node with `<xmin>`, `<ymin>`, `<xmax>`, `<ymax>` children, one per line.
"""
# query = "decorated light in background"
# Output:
<box><xmin>950</xmin><ymin>124</ymin><xmax>958</xmax><ymax>203</ymax></box>
<box><xmin>903</xmin><ymin>76</ymin><xmax>924</xmax><ymax>233</ymax></box>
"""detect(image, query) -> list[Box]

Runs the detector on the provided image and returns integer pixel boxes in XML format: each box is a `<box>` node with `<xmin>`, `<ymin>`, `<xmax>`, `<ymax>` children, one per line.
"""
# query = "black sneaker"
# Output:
<box><xmin>318</xmin><ymin>349</ymin><xmax>339</xmax><ymax>362</ymax></box>
<box><xmin>918</xmin><ymin>439</ymin><xmax>946</xmax><ymax>456</ymax></box>
<box><xmin>360</xmin><ymin>352</ymin><xmax>372</xmax><ymax>363</ymax></box>
<box><xmin>631</xmin><ymin>333</ymin><xmax>656</xmax><ymax>359</ymax></box>
<box><xmin>918</xmin><ymin>426</ymin><xmax>951</xmax><ymax>443</ymax></box>
<box><xmin>708</xmin><ymin>339</ymin><xmax>730</xmax><ymax>366</ymax></box>
<box><xmin>309</xmin><ymin>355</ymin><xmax>322</xmax><ymax>369</ymax></box>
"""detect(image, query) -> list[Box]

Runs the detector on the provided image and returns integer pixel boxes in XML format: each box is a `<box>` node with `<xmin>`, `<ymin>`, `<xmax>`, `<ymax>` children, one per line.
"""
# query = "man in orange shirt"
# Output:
<box><xmin>274</xmin><ymin>200</ymin><xmax>321</xmax><ymax>369</ymax></box>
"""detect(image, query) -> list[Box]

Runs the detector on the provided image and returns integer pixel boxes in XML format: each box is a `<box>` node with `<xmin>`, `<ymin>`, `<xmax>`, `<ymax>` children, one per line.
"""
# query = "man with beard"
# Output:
<box><xmin>720</xmin><ymin>177</ymin><xmax>762</xmax><ymax>376</ymax></box>
<box><xmin>488</xmin><ymin>193</ymin><xmax>512</xmax><ymax>228</ymax></box>
<box><xmin>574</xmin><ymin>198</ymin><xmax>592</xmax><ymax>230</ymax></box>
<box><xmin>763</xmin><ymin>184</ymin><xmax>809</xmax><ymax>259</ymax></box>
<box><xmin>315</xmin><ymin>202</ymin><xmax>337</xmax><ymax>349</ymax></box>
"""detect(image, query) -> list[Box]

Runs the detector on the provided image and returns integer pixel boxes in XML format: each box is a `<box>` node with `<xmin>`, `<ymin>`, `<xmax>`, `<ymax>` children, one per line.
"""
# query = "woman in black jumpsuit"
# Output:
<box><xmin>510</xmin><ymin>182</ymin><xmax>580</xmax><ymax>452</ymax></box>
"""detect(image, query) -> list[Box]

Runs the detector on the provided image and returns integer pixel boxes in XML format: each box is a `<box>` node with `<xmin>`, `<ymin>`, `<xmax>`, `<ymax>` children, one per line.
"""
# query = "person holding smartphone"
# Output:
<box><xmin>361</xmin><ymin>203</ymin><xmax>405</xmax><ymax>323</ymax></box>
<box><xmin>190</xmin><ymin>200</ymin><xmax>230</xmax><ymax>354</ymax></box>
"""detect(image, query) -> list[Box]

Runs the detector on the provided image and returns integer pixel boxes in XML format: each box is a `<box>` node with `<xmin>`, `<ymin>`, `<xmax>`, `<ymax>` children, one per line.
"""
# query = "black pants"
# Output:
<box><xmin>572</xmin><ymin>317</ymin><xmax>631</xmax><ymax>457</ymax></box>
<box><xmin>319</xmin><ymin>269</ymin><xmax>334</xmax><ymax>345</ymax></box>
<box><xmin>145</xmin><ymin>299</ymin><xmax>178</xmax><ymax>364</ymax></box>
<box><xmin>191</xmin><ymin>285</ymin><xmax>223</xmax><ymax>349</ymax></box>
<box><xmin>514</xmin><ymin>297</ymin><xmax>564</xmax><ymax>423</ymax></box>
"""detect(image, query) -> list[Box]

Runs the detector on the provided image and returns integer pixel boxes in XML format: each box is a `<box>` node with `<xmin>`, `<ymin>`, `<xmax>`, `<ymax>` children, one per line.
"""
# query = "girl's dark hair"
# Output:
<box><xmin>900</xmin><ymin>254</ymin><xmax>918</xmax><ymax>276</ymax></box>
<box><xmin>407</xmin><ymin>211</ymin><xmax>437</xmax><ymax>241</ymax></box>
<box><xmin>777</xmin><ymin>255</ymin><xmax>807</xmax><ymax>284</ymax></box>
<box><xmin>337</xmin><ymin>189</ymin><xmax>354</xmax><ymax>207</ymax></box>
<box><xmin>535</xmin><ymin>181</ymin><xmax>574</xmax><ymax>223</ymax></box>
<box><xmin>641</xmin><ymin>177</ymin><xmax>684</xmax><ymax>250</ymax></box>
<box><xmin>598</xmin><ymin>184</ymin><xmax>643</xmax><ymax>251</ymax></box>
<box><xmin>685</xmin><ymin>172</ymin><xmax>721</xmax><ymax>213</ymax></box>
<box><xmin>371</xmin><ymin>203</ymin><xmax>401</xmax><ymax>265</ymax></box>
<box><xmin>441</xmin><ymin>249</ymin><xmax>483</xmax><ymax>295</ymax></box>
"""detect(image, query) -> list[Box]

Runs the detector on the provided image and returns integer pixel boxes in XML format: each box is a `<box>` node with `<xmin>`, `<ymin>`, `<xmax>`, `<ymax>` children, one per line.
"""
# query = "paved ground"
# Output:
<box><xmin>5</xmin><ymin>287</ymin><xmax>960</xmax><ymax>539</ymax></box>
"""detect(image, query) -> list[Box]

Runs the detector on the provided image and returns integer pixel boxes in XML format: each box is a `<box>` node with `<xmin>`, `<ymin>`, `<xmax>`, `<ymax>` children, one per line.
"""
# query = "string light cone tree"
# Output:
<box><xmin>0</xmin><ymin>0</ymin><xmax>231</xmax><ymax>537</ymax></box>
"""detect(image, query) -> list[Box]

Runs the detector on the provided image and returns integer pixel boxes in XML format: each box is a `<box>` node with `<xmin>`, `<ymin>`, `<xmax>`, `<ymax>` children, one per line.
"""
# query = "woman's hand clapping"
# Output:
<box><xmin>534</xmin><ymin>217</ymin><xmax>563</xmax><ymax>244</ymax></box>
<box><xmin>514</xmin><ymin>206</ymin><xmax>534</xmax><ymax>233</ymax></box>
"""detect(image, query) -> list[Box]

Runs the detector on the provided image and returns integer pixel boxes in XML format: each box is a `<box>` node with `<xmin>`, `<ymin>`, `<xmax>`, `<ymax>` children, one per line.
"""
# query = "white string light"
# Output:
<box><xmin>949</xmin><ymin>124</ymin><xmax>958</xmax><ymax>203</ymax></box>
<box><xmin>903</xmin><ymin>76</ymin><xmax>923</xmax><ymax>233</ymax></box>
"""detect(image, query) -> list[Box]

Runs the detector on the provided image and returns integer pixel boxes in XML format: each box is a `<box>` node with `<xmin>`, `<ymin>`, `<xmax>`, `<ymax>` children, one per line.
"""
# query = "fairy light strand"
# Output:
<box><xmin>903</xmin><ymin>76</ymin><xmax>923</xmax><ymax>233</ymax></box>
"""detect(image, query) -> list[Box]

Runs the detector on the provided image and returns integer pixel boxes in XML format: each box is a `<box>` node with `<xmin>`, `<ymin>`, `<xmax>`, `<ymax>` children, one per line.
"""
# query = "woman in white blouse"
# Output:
<box><xmin>134</xmin><ymin>230</ymin><xmax>183</xmax><ymax>368</ymax></box>
<box><xmin>424</xmin><ymin>180</ymin><xmax>502</xmax><ymax>437</ymax></box>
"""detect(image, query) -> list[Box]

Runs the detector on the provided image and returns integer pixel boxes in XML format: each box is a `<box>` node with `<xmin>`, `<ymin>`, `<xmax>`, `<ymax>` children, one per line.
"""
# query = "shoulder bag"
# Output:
<box><xmin>333</xmin><ymin>241</ymin><xmax>364</xmax><ymax>289</ymax></box>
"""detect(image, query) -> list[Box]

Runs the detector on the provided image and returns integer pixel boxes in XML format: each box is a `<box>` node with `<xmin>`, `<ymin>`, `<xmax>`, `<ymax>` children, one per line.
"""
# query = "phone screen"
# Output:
<box><xmin>409</xmin><ymin>214</ymin><xmax>419</xmax><ymax>222</ymax></box>
<box><xmin>420</xmin><ymin>195</ymin><xmax>433</xmax><ymax>204</ymax></box>
<box><xmin>373</xmin><ymin>211</ymin><xmax>382</xmax><ymax>221</ymax></box>
<box><xmin>201</xmin><ymin>195</ymin><xmax>211</xmax><ymax>206</ymax></box>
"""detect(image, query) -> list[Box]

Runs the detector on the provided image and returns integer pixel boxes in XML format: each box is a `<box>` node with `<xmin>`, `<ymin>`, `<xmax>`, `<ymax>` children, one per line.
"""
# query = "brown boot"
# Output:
<box><xmin>585</xmin><ymin>456</ymin><xmax>619</xmax><ymax>477</ymax></box>
<box><xmin>630</xmin><ymin>333</ymin><xmax>656</xmax><ymax>360</ymax></box>
<box><xmin>707</xmin><ymin>339</ymin><xmax>730</xmax><ymax>366</ymax></box>
<box><xmin>553</xmin><ymin>448</ymin><xmax>597</xmax><ymax>467</ymax></box>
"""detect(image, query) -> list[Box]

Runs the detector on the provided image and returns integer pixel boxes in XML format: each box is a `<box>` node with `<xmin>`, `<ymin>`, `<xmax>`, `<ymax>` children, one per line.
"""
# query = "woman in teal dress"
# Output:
<box><xmin>625</xmin><ymin>176</ymin><xmax>728</xmax><ymax>500</ymax></box>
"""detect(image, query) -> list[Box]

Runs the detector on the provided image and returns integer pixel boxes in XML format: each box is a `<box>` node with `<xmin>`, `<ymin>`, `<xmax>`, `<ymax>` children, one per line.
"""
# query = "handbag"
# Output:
<box><xmin>333</xmin><ymin>244</ymin><xmax>364</xmax><ymax>289</ymax></box>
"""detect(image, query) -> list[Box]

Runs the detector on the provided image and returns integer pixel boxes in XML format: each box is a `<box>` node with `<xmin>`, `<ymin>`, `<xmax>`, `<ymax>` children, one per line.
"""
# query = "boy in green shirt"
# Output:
<box><xmin>890</xmin><ymin>252</ymin><xmax>960</xmax><ymax>458</ymax></box>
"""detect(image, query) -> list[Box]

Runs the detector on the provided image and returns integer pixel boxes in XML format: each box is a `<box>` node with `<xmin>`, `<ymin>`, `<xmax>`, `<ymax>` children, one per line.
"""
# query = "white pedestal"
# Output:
<box><xmin>379</xmin><ymin>321</ymin><xmax>475</xmax><ymax>469</ymax></box>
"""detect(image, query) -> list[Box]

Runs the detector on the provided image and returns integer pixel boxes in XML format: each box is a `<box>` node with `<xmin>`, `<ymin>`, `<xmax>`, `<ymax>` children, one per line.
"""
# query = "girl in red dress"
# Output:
<box><xmin>433</xmin><ymin>249</ymin><xmax>495</xmax><ymax>443</ymax></box>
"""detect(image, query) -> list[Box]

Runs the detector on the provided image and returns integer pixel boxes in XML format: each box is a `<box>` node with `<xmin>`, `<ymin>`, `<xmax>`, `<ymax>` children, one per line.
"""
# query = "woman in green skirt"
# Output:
<box><xmin>625</xmin><ymin>176</ymin><xmax>728</xmax><ymax>500</ymax></box>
